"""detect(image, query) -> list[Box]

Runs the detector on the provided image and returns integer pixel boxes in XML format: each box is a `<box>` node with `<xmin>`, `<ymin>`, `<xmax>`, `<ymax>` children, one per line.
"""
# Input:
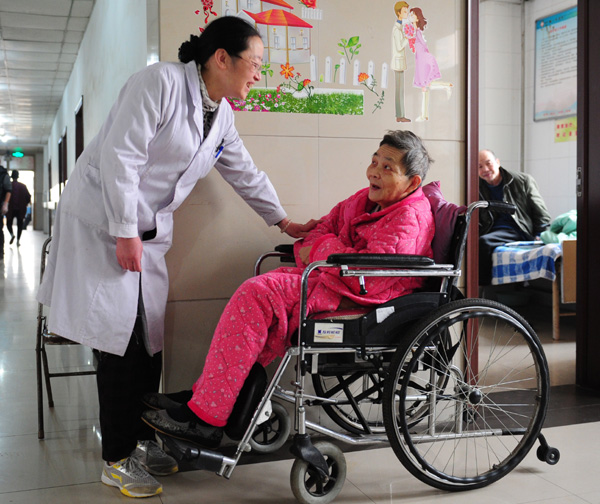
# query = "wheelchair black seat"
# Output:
<box><xmin>301</xmin><ymin>291</ymin><xmax>448</xmax><ymax>347</ymax></box>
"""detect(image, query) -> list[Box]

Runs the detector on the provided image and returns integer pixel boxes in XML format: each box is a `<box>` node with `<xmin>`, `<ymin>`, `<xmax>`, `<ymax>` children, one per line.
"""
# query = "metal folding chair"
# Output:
<box><xmin>36</xmin><ymin>237</ymin><xmax>97</xmax><ymax>439</ymax></box>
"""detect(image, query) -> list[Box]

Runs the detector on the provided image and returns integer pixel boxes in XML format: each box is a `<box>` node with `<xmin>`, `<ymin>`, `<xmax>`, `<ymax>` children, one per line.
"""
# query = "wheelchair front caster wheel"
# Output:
<box><xmin>290</xmin><ymin>441</ymin><xmax>347</xmax><ymax>504</ymax></box>
<box><xmin>537</xmin><ymin>444</ymin><xmax>560</xmax><ymax>465</ymax></box>
<box><xmin>249</xmin><ymin>401</ymin><xmax>291</xmax><ymax>454</ymax></box>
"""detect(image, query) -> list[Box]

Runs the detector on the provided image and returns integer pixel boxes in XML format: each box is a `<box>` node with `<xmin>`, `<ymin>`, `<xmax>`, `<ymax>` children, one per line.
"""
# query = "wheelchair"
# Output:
<box><xmin>158</xmin><ymin>199</ymin><xmax>559</xmax><ymax>504</ymax></box>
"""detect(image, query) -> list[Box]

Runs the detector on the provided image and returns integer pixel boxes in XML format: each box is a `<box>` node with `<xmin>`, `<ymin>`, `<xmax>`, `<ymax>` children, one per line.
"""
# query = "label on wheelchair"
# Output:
<box><xmin>313</xmin><ymin>323</ymin><xmax>344</xmax><ymax>343</ymax></box>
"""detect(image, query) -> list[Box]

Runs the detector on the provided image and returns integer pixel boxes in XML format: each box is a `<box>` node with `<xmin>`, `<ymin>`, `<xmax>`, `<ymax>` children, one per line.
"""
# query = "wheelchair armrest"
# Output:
<box><xmin>254</xmin><ymin>245</ymin><xmax>295</xmax><ymax>276</ymax></box>
<box><xmin>326</xmin><ymin>253</ymin><xmax>435</xmax><ymax>268</ymax></box>
<box><xmin>274</xmin><ymin>244</ymin><xmax>294</xmax><ymax>254</ymax></box>
<box><xmin>273</xmin><ymin>244</ymin><xmax>295</xmax><ymax>264</ymax></box>
<box><xmin>487</xmin><ymin>200</ymin><xmax>516</xmax><ymax>214</ymax></box>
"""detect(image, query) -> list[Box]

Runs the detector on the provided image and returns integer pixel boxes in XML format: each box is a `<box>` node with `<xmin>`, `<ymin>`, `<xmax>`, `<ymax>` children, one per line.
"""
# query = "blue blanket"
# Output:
<box><xmin>492</xmin><ymin>241</ymin><xmax>562</xmax><ymax>285</ymax></box>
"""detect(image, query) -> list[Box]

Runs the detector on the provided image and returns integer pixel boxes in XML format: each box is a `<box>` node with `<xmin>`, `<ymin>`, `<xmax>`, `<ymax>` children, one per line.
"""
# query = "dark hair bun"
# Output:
<box><xmin>178</xmin><ymin>18</ymin><xmax>261</xmax><ymax>66</ymax></box>
<box><xmin>178</xmin><ymin>34</ymin><xmax>201</xmax><ymax>63</ymax></box>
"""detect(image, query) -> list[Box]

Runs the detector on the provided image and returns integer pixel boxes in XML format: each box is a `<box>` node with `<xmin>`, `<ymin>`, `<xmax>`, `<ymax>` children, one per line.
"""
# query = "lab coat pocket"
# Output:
<box><xmin>67</xmin><ymin>163</ymin><xmax>110</xmax><ymax>230</ymax></box>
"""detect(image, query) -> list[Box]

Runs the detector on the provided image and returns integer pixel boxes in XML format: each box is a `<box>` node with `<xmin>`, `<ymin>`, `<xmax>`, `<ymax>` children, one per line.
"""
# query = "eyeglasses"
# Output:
<box><xmin>233</xmin><ymin>55</ymin><xmax>261</xmax><ymax>75</ymax></box>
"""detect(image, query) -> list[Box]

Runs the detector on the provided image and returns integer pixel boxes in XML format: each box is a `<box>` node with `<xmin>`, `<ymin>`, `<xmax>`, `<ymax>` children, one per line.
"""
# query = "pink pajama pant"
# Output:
<box><xmin>188</xmin><ymin>268</ymin><xmax>340</xmax><ymax>427</ymax></box>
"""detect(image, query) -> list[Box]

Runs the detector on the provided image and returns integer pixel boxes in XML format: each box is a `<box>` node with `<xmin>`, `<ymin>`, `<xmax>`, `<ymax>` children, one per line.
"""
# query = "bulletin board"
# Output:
<box><xmin>534</xmin><ymin>6</ymin><xmax>577</xmax><ymax>122</ymax></box>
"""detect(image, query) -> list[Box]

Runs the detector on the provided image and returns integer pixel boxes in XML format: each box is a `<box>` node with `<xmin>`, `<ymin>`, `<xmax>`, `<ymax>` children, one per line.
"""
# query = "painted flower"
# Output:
<box><xmin>280</xmin><ymin>63</ymin><xmax>295</xmax><ymax>79</ymax></box>
<box><xmin>301</xmin><ymin>0</ymin><xmax>317</xmax><ymax>8</ymax></box>
<box><xmin>303</xmin><ymin>79</ymin><xmax>311</xmax><ymax>87</ymax></box>
<box><xmin>404</xmin><ymin>24</ymin><xmax>416</xmax><ymax>53</ymax></box>
<box><xmin>358</xmin><ymin>73</ymin><xmax>369</xmax><ymax>83</ymax></box>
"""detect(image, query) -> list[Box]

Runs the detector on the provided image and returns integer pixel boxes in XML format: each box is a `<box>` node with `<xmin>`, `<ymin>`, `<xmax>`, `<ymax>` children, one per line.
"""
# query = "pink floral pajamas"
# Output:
<box><xmin>188</xmin><ymin>268</ymin><xmax>340</xmax><ymax>426</ymax></box>
<box><xmin>188</xmin><ymin>187</ymin><xmax>434</xmax><ymax>426</ymax></box>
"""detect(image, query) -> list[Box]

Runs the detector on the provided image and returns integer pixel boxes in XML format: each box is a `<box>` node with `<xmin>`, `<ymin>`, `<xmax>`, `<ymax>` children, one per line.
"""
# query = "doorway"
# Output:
<box><xmin>476</xmin><ymin>0</ymin><xmax>578</xmax><ymax>387</ymax></box>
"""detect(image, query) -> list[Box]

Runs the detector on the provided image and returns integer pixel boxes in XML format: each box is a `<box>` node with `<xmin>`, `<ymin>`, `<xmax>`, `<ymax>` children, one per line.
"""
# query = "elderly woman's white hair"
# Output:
<box><xmin>380</xmin><ymin>130</ymin><xmax>434</xmax><ymax>181</ymax></box>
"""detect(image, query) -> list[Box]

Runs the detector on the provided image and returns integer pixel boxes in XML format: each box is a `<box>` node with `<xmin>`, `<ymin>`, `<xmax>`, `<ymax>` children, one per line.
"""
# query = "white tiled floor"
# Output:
<box><xmin>0</xmin><ymin>229</ymin><xmax>594</xmax><ymax>504</ymax></box>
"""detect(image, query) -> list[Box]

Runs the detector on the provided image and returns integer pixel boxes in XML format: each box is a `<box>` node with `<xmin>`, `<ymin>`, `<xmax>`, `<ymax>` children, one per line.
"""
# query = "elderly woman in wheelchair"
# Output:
<box><xmin>141</xmin><ymin>130</ymin><xmax>560</xmax><ymax>503</ymax></box>
<box><xmin>141</xmin><ymin>129</ymin><xmax>435</xmax><ymax>447</ymax></box>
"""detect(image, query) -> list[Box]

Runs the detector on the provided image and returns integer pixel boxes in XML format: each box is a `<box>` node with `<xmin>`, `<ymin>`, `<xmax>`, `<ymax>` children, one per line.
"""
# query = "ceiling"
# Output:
<box><xmin>0</xmin><ymin>0</ymin><xmax>95</xmax><ymax>156</ymax></box>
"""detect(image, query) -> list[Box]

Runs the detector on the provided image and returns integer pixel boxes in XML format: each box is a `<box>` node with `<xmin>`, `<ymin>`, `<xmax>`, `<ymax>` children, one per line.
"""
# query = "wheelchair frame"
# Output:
<box><xmin>159</xmin><ymin>200</ymin><xmax>559</xmax><ymax>504</ymax></box>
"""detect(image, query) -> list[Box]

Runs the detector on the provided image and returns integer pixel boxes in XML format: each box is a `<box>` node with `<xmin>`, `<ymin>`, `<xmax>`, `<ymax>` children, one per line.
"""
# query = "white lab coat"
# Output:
<box><xmin>37</xmin><ymin>60</ymin><xmax>287</xmax><ymax>356</ymax></box>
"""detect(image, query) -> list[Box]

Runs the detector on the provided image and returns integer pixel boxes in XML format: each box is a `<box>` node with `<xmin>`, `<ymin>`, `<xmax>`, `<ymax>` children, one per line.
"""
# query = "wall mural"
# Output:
<box><xmin>392</xmin><ymin>2</ymin><xmax>452</xmax><ymax>123</ymax></box>
<box><xmin>201</xmin><ymin>0</ymin><xmax>453</xmax><ymax>121</ymax></box>
<box><xmin>196</xmin><ymin>0</ymin><xmax>218</xmax><ymax>26</ymax></box>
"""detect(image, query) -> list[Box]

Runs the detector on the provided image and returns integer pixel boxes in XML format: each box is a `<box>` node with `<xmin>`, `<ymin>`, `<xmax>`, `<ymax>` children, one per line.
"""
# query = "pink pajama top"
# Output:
<box><xmin>293</xmin><ymin>186</ymin><xmax>435</xmax><ymax>310</ymax></box>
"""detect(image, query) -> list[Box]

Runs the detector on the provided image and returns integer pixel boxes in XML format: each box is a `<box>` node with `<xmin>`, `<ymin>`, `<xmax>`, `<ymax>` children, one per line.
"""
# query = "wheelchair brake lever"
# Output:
<box><xmin>359</xmin><ymin>276</ymin><xmax>368</xmax><ymax>295</ymax></box>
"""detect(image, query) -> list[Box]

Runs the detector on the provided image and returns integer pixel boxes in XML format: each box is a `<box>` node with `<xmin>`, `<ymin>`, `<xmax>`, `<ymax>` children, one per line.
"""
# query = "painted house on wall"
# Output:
<box><xmin>222</xmin><ymin>0</ymin><xmax>293</xmax><ymax>16</ymax></box>
<box><xmin>222</xmin><ymin>0</ymin><xmax>313</xmax><ymax>64</ymax></box>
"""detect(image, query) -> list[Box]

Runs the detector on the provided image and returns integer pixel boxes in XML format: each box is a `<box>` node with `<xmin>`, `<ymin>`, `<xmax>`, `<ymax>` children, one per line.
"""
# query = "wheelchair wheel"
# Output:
<box><xmin>290</xmin><ymin>441</ymin><xmax>347</xmax><ymax>504</ymax></box>
<box><xmin>312</xmin><ymin>369</ymin><xmax>386</xmax><ymax>434</ymax></box>
<box><xmin>383</xmin><ymin>298</ymin><xmax>550</xmax><ymax>491</ymax></box>
<box><xmin>249</xmin><ymin>401</ymin><xmax>291</xmax><ymax>454</ymax></box>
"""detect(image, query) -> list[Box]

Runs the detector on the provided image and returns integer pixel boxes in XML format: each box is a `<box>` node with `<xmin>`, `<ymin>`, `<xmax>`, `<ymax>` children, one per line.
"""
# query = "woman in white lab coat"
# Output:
<box><xmin>37</xmin><ymin>16</ymin><xmax>316</xmax><ymax>498</ymax></box>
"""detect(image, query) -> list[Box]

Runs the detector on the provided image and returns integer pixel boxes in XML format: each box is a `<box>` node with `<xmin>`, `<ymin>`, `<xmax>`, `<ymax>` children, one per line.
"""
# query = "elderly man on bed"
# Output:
<box><xmin>478</xmin><ymin>148</ymin><xmax>551</xmax><ymax>286</ymax></box>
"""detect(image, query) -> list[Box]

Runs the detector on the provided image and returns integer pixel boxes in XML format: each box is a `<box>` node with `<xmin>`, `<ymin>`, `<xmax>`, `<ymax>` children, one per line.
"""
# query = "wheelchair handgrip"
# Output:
<box><xmin>487</xmin><ymin>201</ymin><xmax>517</xmax><ymax>214</ymax></box>
<box><xmin>326</xmin><ymin>253</ymin><xmax>435</xmax><ymax>267</ymax></box>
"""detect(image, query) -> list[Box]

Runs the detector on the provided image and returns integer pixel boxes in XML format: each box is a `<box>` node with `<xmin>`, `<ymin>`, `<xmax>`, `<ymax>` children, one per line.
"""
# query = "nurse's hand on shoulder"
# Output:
<box><xmin>284</xmin><ymin>219</ymin><xmax>323</xmax><ymax>239</ymax></box>
<box><xmin>116</xmin><ymin>237</ymin><xmax>143</xmax><ymax>272</ymax></box>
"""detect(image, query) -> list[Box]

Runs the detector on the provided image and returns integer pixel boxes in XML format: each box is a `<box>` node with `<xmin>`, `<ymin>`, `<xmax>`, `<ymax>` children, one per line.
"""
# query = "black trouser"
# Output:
<box><xmin>95</xmin><ymin>309</ymin><xmax>162</xmax><ymax>462</ymax></box>
<box><xmin>479</xmin><ymin>228</ymin><xmax>529</xmax><ymax>285</ymax></box>
<box><xmin>0</xmin><ymin>214</ymin><xmax>4</xmax><ymax>255</ymax></box>
<box><xmin>6</xmin><ymin>211</ymin><xmax>24</xmax><ymax>241</ymax></box>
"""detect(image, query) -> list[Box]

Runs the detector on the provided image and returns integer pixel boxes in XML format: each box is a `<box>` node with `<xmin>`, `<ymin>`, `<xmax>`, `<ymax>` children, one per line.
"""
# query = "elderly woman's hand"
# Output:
<box><xmin>282</xmin><ymin>218</ymin><xmax>322</xmax><ymax>238</ymax></box>
<box><xmin>298</xmin><ymin>245</ymin><xmax>312</xmax><ymax>265</ymax></box>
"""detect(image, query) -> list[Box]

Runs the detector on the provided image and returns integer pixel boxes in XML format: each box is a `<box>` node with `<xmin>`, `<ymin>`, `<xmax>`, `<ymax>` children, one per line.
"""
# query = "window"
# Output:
<box><xmin>75</xmin><ymin>97</ymin><xmax>84</xmax><ymax>161</ymax></box>
<box><xmin>47</xmin><ymin>159</ymin><xmax>53</xmax><ymax>232</ymax></box>
<box><xmin>58</xmin><ymin>129</ymin><xmax>67</xmax><ymax>195</ymax></box>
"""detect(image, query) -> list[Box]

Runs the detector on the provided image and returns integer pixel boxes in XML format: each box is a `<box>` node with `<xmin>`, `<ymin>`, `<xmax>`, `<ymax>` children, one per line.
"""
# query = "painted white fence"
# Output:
<box><xmin>309</xmin><ymin>55</ymin><xmax>389</xmax><ymax>89</ymax></box>
<box><xmin>301</xmin><ymin>7</ymin><xmax>323</xmax><ymax>20</ymax></box>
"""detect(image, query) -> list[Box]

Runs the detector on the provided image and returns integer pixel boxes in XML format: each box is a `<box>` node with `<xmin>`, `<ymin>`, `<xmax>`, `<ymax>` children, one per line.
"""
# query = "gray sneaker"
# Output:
<box><xmin>132</xmin><ymin>440</ymin><xmax>178</xmax><ymax>476</ymax></box>
<box><xmin>101</xmin><ymin>456</ymin><xmax>162</xmax><ymax>498</ymax></box>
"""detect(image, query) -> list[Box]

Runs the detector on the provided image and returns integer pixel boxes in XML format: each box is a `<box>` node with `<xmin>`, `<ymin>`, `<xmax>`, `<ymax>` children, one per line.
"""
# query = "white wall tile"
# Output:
<box><xmin>159</xmin><ymin>0</ymin><xmax>472</xmax><ymax>388</ymax></box>
<box><xmin>482</xmin><ymin>1</ymin><xmax>521</xmax><ymax>20</ymax></box>
<box><xmin>480</xmin><ymin>124</ymin><xmax>521</xmax><ymax>169</ymax></box>
<box><xmin>484</xmin><ymin>50</ymin><xmax>522</xmax><ymax>90</ymax></box>
<box><xmin>163</xmin><ymin>300</ymin><xmax>229</xmax><ymax>391</ymax></box>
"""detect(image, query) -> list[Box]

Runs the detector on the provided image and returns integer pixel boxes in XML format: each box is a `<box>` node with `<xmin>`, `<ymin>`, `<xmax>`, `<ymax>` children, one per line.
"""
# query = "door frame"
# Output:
<box><xmin>576</xmin><ymin>0</ymin><xmax>600</xmax><ymax>391</ymax></box>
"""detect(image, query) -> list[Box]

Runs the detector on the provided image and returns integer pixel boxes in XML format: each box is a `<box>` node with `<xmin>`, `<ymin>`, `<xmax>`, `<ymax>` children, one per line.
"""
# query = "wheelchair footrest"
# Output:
<box><xmin>157</xmin><ymin>432</ymin><xmax>225</xmax><ymax>472</ymax></box>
